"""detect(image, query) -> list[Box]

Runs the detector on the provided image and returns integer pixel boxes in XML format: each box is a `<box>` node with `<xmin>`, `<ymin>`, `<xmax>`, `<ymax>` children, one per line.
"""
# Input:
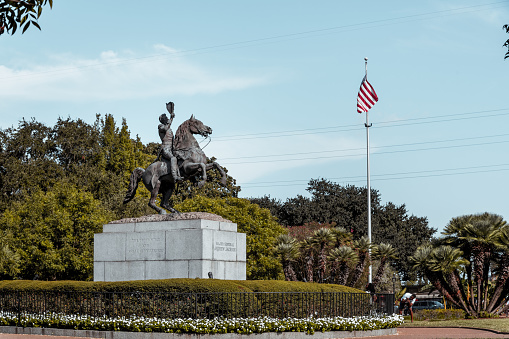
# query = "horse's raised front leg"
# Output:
<box><xmin>205</xmin><ymin>161</ymin><xmax>227</xmax><ymax>186</ymax></box>
<box><xmin>182</xmin><ymin>162</ymin><xmax>208</xmax><ymax>187</ymax></box>
<box><xmin>149</xmin><ymin>179</ymin><xmax>166</xmax><ymax>214</ymax></box>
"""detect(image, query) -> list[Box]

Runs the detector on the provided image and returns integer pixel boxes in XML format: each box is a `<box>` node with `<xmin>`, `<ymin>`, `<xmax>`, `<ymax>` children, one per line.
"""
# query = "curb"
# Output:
<box><xmin>0</xmin><ymin>326</ymin><xmax>397</xmax><ymax>339</ymax></box>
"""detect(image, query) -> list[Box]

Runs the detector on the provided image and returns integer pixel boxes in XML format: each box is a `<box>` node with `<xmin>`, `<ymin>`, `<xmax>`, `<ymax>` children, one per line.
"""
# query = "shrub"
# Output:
<box><xmin>413</xmin><ymin>308</ymin><xmax>466</xmax><ymax>321</ymax></box>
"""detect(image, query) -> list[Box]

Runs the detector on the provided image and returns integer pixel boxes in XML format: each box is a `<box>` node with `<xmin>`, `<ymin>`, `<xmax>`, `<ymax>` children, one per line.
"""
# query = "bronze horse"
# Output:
<box><xmin>123</xmin><ymin>115</ymin><xmax>227</xmax><ymax>214</ymax></box>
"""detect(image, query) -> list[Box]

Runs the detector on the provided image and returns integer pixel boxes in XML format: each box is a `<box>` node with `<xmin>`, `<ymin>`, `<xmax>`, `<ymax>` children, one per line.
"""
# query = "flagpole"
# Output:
<box><xmin>364</xmin><ymin>57</ymin><xmax>373</xmax><ymax>285</ymax></box>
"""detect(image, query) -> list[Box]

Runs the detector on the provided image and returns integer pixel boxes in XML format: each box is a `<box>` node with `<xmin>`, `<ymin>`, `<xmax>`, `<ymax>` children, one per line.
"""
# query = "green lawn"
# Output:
<box><xmin>400</xmin><ymin>317</ymin><xmax>509</xmax><ymax>333</ymax></box>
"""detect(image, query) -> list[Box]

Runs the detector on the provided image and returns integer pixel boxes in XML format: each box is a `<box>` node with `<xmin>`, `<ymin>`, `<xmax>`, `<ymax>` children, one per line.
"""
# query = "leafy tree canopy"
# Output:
<box><xmin>412</xmin><ymin>213</ymin><xmax>509</xmax><ymax>318</ymax></box>
<box><xmin>0</xmin><ymin>182</ymin><xmax>112</xmax><ymax>280</ymax></box>
<box><xmin>0</xmin><ymin>0</ymin><xmax>52</xmax><ymax>35</ymax></box>
<box><xmin>175</xmin><ymin>196</ymin><xmax>286</xmax><ymax>280</ymax></box>
<box><xmin>0</xmin><ymin>116</ymin><xmax>239</xmax><ymax>280</ymax></box>
<box><xmin>249</xmin><ymin>178</ymin><xmax>435</xmax><ymax>280</ymax></box>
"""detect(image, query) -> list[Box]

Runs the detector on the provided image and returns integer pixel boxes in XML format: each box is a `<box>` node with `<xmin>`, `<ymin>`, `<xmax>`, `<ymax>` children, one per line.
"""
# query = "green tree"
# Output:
<box><xmin>275</xmin><ymin>234</ymin><xmax>299</xmax><ymax>281</ymax></box>
<box><xmin>442</xmin><ymin>213</ymin><xmax>507</xmax><ymax>314</ymax></box>
<box><xmin>276</xmin><ymin>180</ymin><xmax>380</xmax><ymax>231</ymax></box>
<box><xmin>328</xmin><ymin>246</ymin><xmax>358</xmax><ymax>285</ymax></box>
<box><xmin>331</xmin><ymin>226</ymin><xmax>353</xmax><ymax>247</ymax></box>
<box><xmin>0</xmin><ymin>0</ymin><xmax>52</xmax><ymax>35</ymax></box>
<box><xmin>371</xmin><ymin>243</ymin><xmax>397</xmax><ymax>288</ymax></box>
<box><xmin>410</xmin><ymin>245</ymin><xmax>458</xmax><ymax>309</ymax></box>
<box><xmin>0</xmin><ymin>229</ymin><xmax>20</xmax><ymax>278</ymax></box>
<box><xmin>412</xmin><ymin>213</ymin><xmax>509</xmax><ymax>317</ymax></box>
<box><xmin>0</xmin><ymin>118</ymin><xmax>63</xmax><ymax>211</ymax></box>
<box><xmin>429</xmin><ymin>245</ymin><xmax>472</xmax><ymax>314</ymax></box>
<box><xmin>310</xmin><ymin>228</ymin><xmax>336</xmax><ymax>283</ymax></box>
<box><xmin>249</xmin><ymin>195</ymin><xmax>283</xmax><ymax>222</ymax></box>
<box><xmin>461</xmin><ymin>215</ymin><xmax>505</xmax><ymax>313</ymax></box>
<box><xmin>0</xmin><ymin>182</ymin><xmax>112</xmax><ymax>280</ymax></box>
<box><xmin>256</xmin><ymin>179</ymin><xmax>435</xmax><ymax>280</ymax></box>
<box><xmin>0</xmin><ymin>115</ymin><xmax>246</xmax><ymax>280</ymax></box>
<box><xmin>277</xmin><ymin>194</ymin><xmax>316</xmax><ymax>227</ymax></box>
<box><xmin>299</xmin><ymin>237</ymin><xmax>315</xmax><ymax>282</ymax></box>
<box><xmin>488</xmin><ymin>228</ymin><xmax>509</xmax><ymax>313</ymax></box>
<box><xmin>52</xmin><ymin>117</ymin><xmax>102</xmax><ymax>170</ymax></box>
<box><xmin>175</xmin><ymin>196</ymin><xmax>286</xmax><ymax>280</ymax></box>
<box><xmin>347</xmin><ymin>236</ymin><xmax>371</xmax><ymax>288</ymax></box>
<box><xmin>0</xmin><ymin>116</ymin><xmax>154</xmax><ymax>219</ymax></box>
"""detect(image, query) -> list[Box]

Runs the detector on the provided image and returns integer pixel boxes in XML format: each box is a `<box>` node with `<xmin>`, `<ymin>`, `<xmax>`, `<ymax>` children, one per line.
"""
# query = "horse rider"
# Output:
<box><xmin>157</xmin><ymin>102</ymin><xmax>183</xmax><ymax>182</ymax></box>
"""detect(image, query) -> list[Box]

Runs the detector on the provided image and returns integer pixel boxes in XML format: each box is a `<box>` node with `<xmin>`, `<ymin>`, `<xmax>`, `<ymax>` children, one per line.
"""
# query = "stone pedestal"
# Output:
<box><xmin>93</xmin><ymin>213</ymin><xmax>246</xmax><ymax>281</ymax></box>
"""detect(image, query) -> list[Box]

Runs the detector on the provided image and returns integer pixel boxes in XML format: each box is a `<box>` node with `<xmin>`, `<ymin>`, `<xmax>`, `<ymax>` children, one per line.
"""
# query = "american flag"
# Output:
<box><xmin>357</xmin><ymin>76</ymin><xmax>378</xmax><ymax>113</ymax></box>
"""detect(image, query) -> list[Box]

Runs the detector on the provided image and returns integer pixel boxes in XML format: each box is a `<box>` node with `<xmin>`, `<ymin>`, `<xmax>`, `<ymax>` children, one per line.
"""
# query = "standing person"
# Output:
<box><xmin>366</xmin><ymin>283</ymin><xmax>377</xmax><ymax>300</ymax></box>
<box><xmin>157</xmin><ymin>102</ymin><xmax>183</xmax><ymax>182</ymax></box>
<box><xmin>399</xmin><ymin>293</ymin><xmax>416</xmax><ymax>322</ymax></box>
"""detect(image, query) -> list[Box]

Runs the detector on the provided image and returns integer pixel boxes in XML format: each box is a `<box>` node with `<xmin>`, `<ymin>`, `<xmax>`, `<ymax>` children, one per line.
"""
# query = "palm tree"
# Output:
<box><xmin>300</xmin><ymin>237</ymin><xmax>315</xmax><ymax>282</ymax></box>
<box><xmin>310</xmin><ymin>228</ymin><xmax>336</xmax><ymax>283</ymax></box>
<box><xmin>420</xmin><ymin>213</ymin><xmax>508</xmax><ymax>317</ymax></box>
<box><xmin>371</xmin><ymin>243</ymin><xmax>397</xmax><ymax>288</ymax></box>
<box><xmin>347</xmin><ymin>236</ymin><xmax>370</xmax><ymax>287</ymax></box>
<box><xmin>459</xmin><ymin>214</ymin><xmax>506</xmax><ymax>312</ymax></box>
<box><xmin>330</xmin><ymin>226</ymin><xmax>352</xmax><ymax>247</ymax></box>
<box><xmin>328</xmin><ymin>246</ymin><xmax>358</xmax><ymax>285</ymax></box>
<box><xmin>410</xmin><ymin>246</ymin><xmax>460</xmax><ymax>309</ymax></box>
<box><xmin>487</xmin><ymin>228</ymin><xmax>509</xmax><ymax>313</ymax></box>
<box><xmin>276</xmin><ymin>234</ymin><xmax>296</xmax><ymax>246</ymax></box>
<box><xmin>275</xmin><ymin>234</ymin><xmax>300</xmax><ymax>281</ymax></box>
<box><xmin>429</xmin><ymin>245</ymin><xmax>474</xmax><ymax>316</ymax></box>
<box><xmin>275</xmin><ymin>243</ymin><xmax>300</xmax><ymax>281</ymax></box>
<box><xmin>442</xmin><ymin>215</ymin><xmax>475</xmax><ymax>306</ymax></box>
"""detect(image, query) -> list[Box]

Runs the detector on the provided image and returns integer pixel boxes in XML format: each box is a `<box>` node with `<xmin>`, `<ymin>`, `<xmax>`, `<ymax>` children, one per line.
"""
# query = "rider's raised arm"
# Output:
<box><xmin>166</xmin><ymin>102</ymin><xmax>175</xmax><ymax>126</ymax></box>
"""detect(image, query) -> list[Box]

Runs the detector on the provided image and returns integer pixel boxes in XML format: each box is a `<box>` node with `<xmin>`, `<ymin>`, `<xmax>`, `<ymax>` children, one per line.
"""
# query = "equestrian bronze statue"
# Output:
<box><xmin>123</xmin><ymin>103</ymin><xmax>227</xmax><ymax>214</ymax></box>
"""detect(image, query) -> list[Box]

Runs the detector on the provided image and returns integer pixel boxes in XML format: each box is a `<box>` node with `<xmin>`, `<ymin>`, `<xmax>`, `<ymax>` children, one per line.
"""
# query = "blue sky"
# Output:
<box><xmin>1</xmin><ymin>1</ymin><xmax>508</xmax><ymax>234</ymax></box>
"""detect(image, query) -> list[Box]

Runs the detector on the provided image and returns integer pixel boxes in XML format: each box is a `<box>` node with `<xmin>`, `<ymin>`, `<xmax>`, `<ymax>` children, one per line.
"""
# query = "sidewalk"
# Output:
<box><xmin>354</xmin><ymin>327</ymin><xmax>509</xmax><ymax>338</ymax></box>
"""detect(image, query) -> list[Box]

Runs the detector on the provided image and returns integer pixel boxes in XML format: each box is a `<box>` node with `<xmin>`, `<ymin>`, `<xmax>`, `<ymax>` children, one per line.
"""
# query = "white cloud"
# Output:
<box><xmin>0</xmin><ymin>45</ymin><xmax>267</xmax><ymax>102</ymax></box>
<box><xmin>100</xmin><ymin>50</ymin><xmax>119</xmax><ymax>60</ymax></box>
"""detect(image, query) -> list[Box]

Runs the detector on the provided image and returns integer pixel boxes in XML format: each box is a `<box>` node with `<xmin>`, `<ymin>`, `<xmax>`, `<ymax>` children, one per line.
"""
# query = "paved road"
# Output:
<box><xmin>356</xmin><ymin>327</ymin><xmax>509</xmax><ymax>338</ymax></box>
<box><xmin>1</xmin><ymin>327</ymin><xmax>508</xmax><ymax>339</ymax></box>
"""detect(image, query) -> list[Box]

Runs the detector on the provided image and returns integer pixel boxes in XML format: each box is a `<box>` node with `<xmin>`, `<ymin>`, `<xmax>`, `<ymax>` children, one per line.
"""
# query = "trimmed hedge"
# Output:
<box><xmin>0</xmin><ymin>279</ymin><xmax>364</xmax><ymax>294</ymax></box>
<box><xmin>0</xmin><ymin>280</ymin><xmax>372</xmax><ymax>320</ymax></box>
<box><xmin>235</xmin><ymin>280</ymin><xmax>362</xmax><ymax>293</ymax></box>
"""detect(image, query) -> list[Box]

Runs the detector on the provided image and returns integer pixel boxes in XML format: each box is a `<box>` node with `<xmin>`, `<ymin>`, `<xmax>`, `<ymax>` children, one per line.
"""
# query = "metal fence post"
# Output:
<box><xmin>16</xmin><ymin>290</ymin><xmax>21</xmax><ymax>327</ymax></box>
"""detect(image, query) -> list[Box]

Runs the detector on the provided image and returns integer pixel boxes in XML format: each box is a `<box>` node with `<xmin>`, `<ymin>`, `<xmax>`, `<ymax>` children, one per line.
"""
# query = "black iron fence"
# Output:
<box><xmin>0</xmin><ymin>290</ymin><xmax>394</xmax><ymax>320</ymax></box>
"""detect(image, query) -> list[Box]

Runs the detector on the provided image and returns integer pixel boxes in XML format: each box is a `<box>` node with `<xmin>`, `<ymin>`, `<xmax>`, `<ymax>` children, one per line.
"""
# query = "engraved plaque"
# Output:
<box><xmin>126</xmin><ymin>231</ymin><xmax>165</xmax><ymax>260</ymax></box>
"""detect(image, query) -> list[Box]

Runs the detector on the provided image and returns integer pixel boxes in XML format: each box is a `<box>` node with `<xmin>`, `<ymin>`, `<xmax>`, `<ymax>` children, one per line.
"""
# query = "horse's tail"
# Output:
<box><xmin>123</xmin><ymin>167</ymin><xmax>145</xmax><ymax>204</ymax></box>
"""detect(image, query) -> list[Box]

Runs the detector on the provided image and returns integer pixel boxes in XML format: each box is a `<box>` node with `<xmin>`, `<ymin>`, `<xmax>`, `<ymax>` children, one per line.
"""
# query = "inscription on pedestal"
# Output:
<box><xmin>214</xmin><ymin>241</ymin><xmax>236</xmax><ymax>252</ymax></box>
<box><xmin>126</xmin><ymin>232</ymin><xmax>165</xmax><ymax>260</ymax></box>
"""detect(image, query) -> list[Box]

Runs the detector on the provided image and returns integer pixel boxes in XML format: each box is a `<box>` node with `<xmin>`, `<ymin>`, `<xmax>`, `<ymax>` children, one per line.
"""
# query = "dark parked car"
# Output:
<box><xmin>412</xmin><ymin>300</ymin><xmax>444</xmax><ymax>310</ymax></box>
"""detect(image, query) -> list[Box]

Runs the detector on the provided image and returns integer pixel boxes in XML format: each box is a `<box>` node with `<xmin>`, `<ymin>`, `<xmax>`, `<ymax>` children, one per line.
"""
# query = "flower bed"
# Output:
<box><xmin>0</xmin><ymin>311</ymin><xmax>403</xmax><ymax>335</ymax></box>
